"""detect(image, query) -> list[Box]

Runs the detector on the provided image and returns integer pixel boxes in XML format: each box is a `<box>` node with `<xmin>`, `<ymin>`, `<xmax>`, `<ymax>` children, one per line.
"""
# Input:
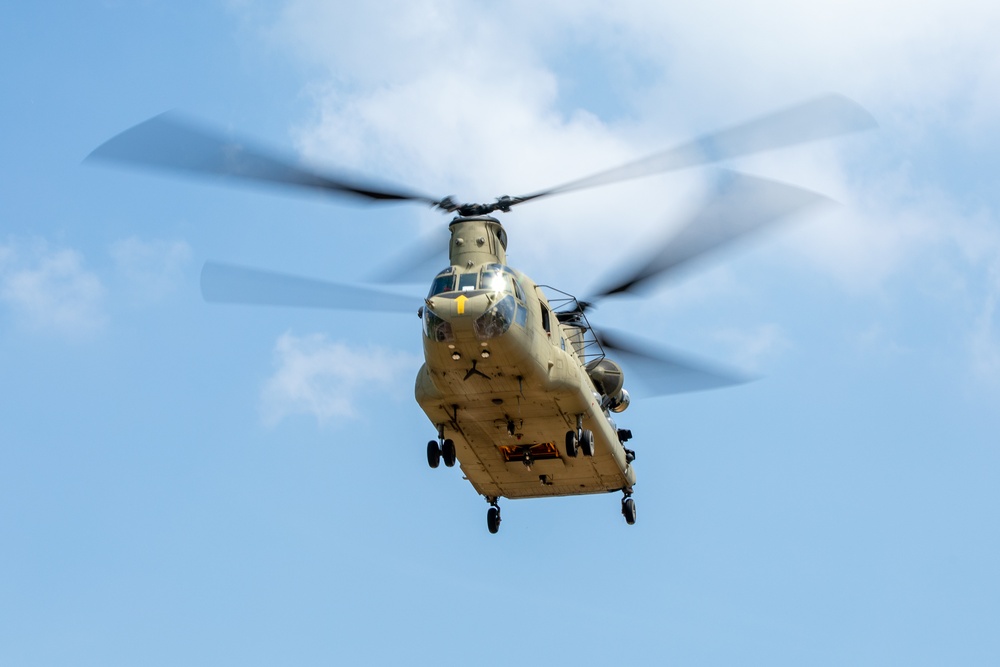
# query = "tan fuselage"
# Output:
<box><xmin>414</xmin><ymin>217</ymin><xmax>635</xmax><ymax>500</ymax></box>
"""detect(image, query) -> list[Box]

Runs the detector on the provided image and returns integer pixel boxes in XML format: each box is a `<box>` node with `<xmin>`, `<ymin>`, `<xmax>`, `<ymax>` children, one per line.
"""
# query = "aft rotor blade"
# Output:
<box><xmin>597</xmin><ymin>328</ymin><xmax>754</xmax><ymax>396</ymax></box>
<box><xmin>590</xmin><ymin>170</ymin><xmax>830</xmax><ymax>300</ymax></box>
<box><xmin>201</xmin><ymin>261</ymin><xmax>417</xmax><ymax>312</ymax></box>
<box><xmin>513</xmin><ymin>94</ymin><xmax>875</xmax><ymax>206</ymax></box>
<box><xmin>87</xmin><ymin>113</ymin><xmax>440</xmax><ymax>205</ymax></box>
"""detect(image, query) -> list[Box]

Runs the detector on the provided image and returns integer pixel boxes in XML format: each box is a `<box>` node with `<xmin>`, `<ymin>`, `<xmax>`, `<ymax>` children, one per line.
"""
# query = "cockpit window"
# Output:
<box><xmin>483</xmin><ymin>263</ymin><xmax>524</xmax><ymax>301</ymax></box>
<box><xmin>428</xmin><ymin>272</ymin><xmax>455</xmax><ymax>297</ymax></box>
<box><xmin>481</xmin><ymin>270</ymin><xmax>506</xmax><ymax>292</ymax></box>
<box><xmin>458</xmin><ymin>273</ymin><xmax>478</xmax><ymax>291</ymax></box>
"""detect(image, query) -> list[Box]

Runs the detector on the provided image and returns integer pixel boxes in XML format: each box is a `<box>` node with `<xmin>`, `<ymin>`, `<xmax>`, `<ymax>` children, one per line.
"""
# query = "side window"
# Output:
<box><xmin>540</xmin><ymin>306</ymin><xmax>551</xmax><ymax>333</ymax></box>
<box><xmin>512</xmin><ymin>279</ymin><xmax>525</xmax><ymax>302</ymax></box>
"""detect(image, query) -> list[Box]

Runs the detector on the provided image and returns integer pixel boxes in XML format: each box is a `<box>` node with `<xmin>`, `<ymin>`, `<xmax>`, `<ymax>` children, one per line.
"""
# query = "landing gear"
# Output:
<box><xmin>565</xmin><ymin>430</ymin><xmax>578</xmax><ymax>458</ymax></box>
<box><xmin>486</xmin><ymin>499</ymin><xmax>502</xmax><ymax>534</ymax></box>
<box><xmin>565</xmin><ymin>415</ymin><xmax>595</xmax><ymax>458</ymax></box>
<box><xmin>441</xmin><ymin>439</ymin><xmax>456</xmax><ymax>467</ymax></box>
<box><xmin>427</xmin><ymin>426</ymin><xmax>456</xmax><ymax>469</ymax></box>
<box><xmin>621</xmin><ymin>491</ymin><xmax>637</xmax><ymax>525</ymax></box>
<box><xmin>426</xmin><ymin>440</ymin><xmax>441</xmax><ymax>469</ymax></box>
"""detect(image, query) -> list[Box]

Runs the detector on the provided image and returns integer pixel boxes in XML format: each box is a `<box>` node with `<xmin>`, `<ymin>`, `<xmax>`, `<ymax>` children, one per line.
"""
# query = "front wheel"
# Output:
<box><xmin>580</xmin><ymin>429</ymin><xmax>595</xmax><ymax>457</ymax></box>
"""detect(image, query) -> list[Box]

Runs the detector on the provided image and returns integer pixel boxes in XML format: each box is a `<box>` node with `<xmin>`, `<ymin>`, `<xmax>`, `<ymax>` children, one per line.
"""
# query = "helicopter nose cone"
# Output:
<box><xmin>426</xmin><ymin>292</ymin><xmax>492</xmax><ymax>320</ymax></box>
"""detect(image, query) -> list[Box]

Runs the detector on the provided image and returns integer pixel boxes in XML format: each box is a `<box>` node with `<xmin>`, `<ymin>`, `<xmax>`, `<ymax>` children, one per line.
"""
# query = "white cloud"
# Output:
<box><xmin>233</xmin><ymin>0</ymin><xmax>1000</xmax><ymax>378</ymax></box>
<box><xmin>253</xmin><ymin>0</ymin><xmax>998</xmax><ymax>290</ymax></box>
<box><xmin>110</xmin><ymin>237</ymin><xmax>192</xmax><ymax>302</ymax></box>
<box><xmin>261</xmin><ymin>332</ymin><xmax>420</xmax><ymax>426</ymax></box>
<box><xmin>0</xmin><ymin>239</ymin><xmax>106</xmax><ymax>336</ymax></box>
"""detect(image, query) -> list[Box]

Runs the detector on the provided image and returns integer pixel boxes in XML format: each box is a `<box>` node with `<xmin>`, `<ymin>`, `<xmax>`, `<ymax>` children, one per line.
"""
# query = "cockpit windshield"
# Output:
<box><xmin>428</xmin><ymin>264</ymin><xmax>524</xmax><ymax>300</ymax></box>
<box><xmin>457</xmin><ymin>273</ymin><xmax>478</xmax><ymax>291</ymax></box>
<box><xmin>427</xmin><ymin>271</ymin><xmax>455</xmax><ymax>298</ymax></box>
<box><xmin>480</xmin><ymin>270</ymin><xmax>506</xmax><ymax>292</ymax></box>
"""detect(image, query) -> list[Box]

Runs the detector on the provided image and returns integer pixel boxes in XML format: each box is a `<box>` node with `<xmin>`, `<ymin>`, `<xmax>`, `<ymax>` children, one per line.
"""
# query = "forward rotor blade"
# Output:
<box><xmin>369</xmin><ymin>227</ymin><xmax>450</xmax><ymax>284</ymax></box>
<box><xmin>513</xmin><ymin>94</ymin><xmax>875</xmax><ymax>206</ymax></box>
<box><xmin>597</xmin><ymin>328</ymin><xmax>754</xmax><ymax>396</ymax></box>
<box><xmin>591</xmin><ymin>170</ymin><xmax>830</xmax><ymax>300</ymax></box>
<box><xmin>201</xmin><ymin>261</ymin><xmax>417</xmax><ymax>312</ymax></box>
<box><xmin>87</xmin><ymin>113</ymin><xmax>440</xmax><ymax>205</ymax></box>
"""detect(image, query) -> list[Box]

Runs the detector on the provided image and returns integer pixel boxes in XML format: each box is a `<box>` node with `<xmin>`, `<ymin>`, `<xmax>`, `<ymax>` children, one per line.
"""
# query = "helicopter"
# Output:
<box><xmin>88</xmin><ymin>94</ymin><xmax>876</xmax><ymax>533</ymax></box>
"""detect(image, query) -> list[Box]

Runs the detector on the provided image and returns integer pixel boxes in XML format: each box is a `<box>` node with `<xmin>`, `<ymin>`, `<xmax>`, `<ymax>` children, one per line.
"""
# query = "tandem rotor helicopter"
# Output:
<box><xmin>89</xmin><ymin>94</ymin><xmax>875</xmax><ymax>533</ymax></box>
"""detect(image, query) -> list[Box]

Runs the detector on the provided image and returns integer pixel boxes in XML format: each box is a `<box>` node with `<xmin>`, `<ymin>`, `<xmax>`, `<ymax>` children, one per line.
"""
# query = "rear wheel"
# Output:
<box><xmin>487</xmin><ymin>506</ymin><xmax>501</xmax><ymax>534</ymax></box>
<box><xmin>622</xmin><ymin>497</ymin><xmax>637</xmax><ymax>525</ymax></box>
<box><xmin>426</xmin><ymin>440</ymin><xmax>441</xmax><ymax>468</ymax></box>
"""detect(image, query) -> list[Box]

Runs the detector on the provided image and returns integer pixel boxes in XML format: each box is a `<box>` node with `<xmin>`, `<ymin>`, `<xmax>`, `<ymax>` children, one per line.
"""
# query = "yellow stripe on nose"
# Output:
<box><xmin>456</xmin><ymin>294</ymin><xmax>468</xmax><ymax>315</ymax></box>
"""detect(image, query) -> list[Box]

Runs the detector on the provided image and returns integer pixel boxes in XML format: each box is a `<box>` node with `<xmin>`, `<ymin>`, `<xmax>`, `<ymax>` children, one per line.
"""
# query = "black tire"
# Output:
<box><xmin>580</xmin><ymin>429</ymin><xmax>595</xmax><ymax>457</ymax></box>
<box><xmin>623</xmin><ymin>498</ymin><xmax>637</xmax><ymax>525</ymax></box>
<box><xmin>442</xmin><ymin>439</ymin><xmax>457</xmax><ymax>467</ymax></box>
<box><xmin>426</xmin><ymin>440</ymin><xmax>441</xmax><ymax>469</ymax></box>
<box><xmin>487</xmin><ymin>506</ymin><xmax>501</xmax><ymax>534</ymax></box>
<box><xmin>565</xmin><ymin>430</ymin><xmax>578</xmax><ymax>458</ymax></box>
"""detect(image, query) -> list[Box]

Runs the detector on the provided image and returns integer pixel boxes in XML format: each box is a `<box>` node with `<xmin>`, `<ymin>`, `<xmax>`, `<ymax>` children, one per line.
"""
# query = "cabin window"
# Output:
<box><xmin>515</xmin><ymin>304</ymin><xmax>527</xmax><ymax>327</ymax></box>
<box><xmin>540</xmin><ymin>306</ymin><xmax>551</xmax><ymax>333</ymax></box>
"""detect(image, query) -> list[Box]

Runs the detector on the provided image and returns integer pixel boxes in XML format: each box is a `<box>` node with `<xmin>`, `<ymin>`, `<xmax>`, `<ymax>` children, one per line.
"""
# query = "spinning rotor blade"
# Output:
<box><xmin>597</xmin><ymin>329</ymin><xmax>753</xmax><ymax>396</ymax></box>
<box><xmin>87</xmin><ymin>113</ymin><xmax>440</xmax><ymax>205</ymax></box>
<box><xmin>370</xmin><ymin>227</ymin><xmax>450</xmax><ymax>284</ymax></box>
<box><xmin>512</xmin><ymin>94</ymin><xmax>875</xmax><ymax>206</ymax></box>
<box><xmin>201</xmin><ymin>261</ymin><xmax>417</xmax><ymax>312</ymax></box>
<box><xmin>591</xmin><ymin>170</ymin><xmax>830</xmax><ymax>300</ymax></box>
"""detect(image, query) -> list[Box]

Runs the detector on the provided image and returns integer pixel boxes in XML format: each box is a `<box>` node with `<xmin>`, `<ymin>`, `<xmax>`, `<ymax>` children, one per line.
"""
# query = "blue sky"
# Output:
<box><xmin>2</xmin><ymin>1</ymin><xmax>999</xmax><ymax>664</ymax></box>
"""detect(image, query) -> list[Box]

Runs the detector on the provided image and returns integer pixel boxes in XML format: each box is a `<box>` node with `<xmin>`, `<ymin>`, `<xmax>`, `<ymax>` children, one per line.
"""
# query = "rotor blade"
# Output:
<box><xmin>369</xmin><ymin>227</ymin><xmax>450</xmax><ymax>284</ymax></box>
<box><xmin>513</xmin><ymin>94</ymin><xmax>875</xmax><ymax>205</ymax></box>
<box><xmin>87</xmin><ymin>112</ymin><xmax>440</xmax><ymax>205</ymax></box>
<box><xmin>201</xmin><ymin>261</ymin><xmax>417</xmax><ymax>312</ymax></box>
<box><xmin>590</xmin><ymin>170</ymin><xmax>830</xmax><ymax>300</ymax></box>
<box><xmin>597</xmin><ymin>328</ymin><xmax>754</xmax><ymax>396</ymax></box>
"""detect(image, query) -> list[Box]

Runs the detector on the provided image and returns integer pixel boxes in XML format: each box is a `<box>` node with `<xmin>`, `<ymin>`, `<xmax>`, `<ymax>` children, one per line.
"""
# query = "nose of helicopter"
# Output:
<box><xmin>424</xmin><ymin>290</ymin><xmax>519</xmax><ymax>348</ymax></box>
<box><xmin>426</xmin><ymin>292</ymin><xmax>493</xmax><ymax>323</ymax></box>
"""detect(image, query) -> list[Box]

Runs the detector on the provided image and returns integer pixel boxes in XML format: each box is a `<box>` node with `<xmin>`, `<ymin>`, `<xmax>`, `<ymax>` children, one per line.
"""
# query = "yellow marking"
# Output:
<box><xmin>456</xmin><ymin>294</ymin><xmax>467</xmax><ymax>315</ymax></box>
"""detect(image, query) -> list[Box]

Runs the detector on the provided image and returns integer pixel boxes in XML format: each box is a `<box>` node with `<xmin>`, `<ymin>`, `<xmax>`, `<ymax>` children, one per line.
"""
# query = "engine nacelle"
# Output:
<box><xmin>586</xmin><ymin>358</ymin><xmax>630</xmax><ymax>412</ymax></box>
<box><xmin>610</xmin><ymin>388</ymin><xmax>630</xmax><ymax>413</ymax></box>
